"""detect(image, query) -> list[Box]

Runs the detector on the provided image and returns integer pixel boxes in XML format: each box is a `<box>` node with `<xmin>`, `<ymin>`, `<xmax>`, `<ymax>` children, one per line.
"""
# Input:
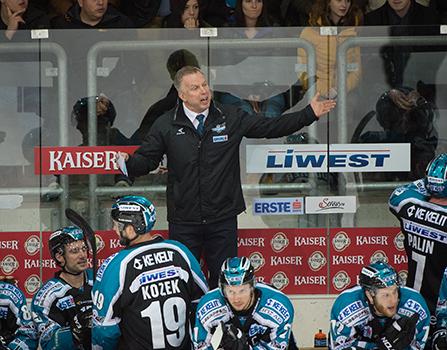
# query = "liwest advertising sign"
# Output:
<box><xmin>34</xmin><ymin>146</ymin><xmax>139</xmax><ymax>175</ymax></box>
<box><xmin>1</xmin><ymin>228</ymin><xmax>406</xmax><ymax>297</ymax></box>
<box><xmin>246</xmin><ymin>143</ymin><xmax>410</xmax><ymax>173</ymax></box>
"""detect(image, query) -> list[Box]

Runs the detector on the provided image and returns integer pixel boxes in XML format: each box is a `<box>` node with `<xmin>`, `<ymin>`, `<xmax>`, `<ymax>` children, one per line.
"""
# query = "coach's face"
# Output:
<box><xmin>178</xmin><ymin>71</ymin><xmax>211</xmax><ymax>113</ymax></box>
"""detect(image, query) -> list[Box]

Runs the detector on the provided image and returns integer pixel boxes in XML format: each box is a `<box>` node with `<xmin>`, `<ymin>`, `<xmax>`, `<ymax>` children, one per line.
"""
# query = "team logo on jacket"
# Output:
<box><xmin>249</xmin><ymin>252</ymin><xmax>265</xmax><ymax>271</ymax></box>
<box><xmin>370</xmin><ymin>250</ymin><xmax>388</xmax><ymax>264</ymax></box>
<box><xmin>24</xmin><ymin>274</ymin><xmax>41</xmax><ymax>295</ymax></box>
<box><xmin>271</xmin><ymin>271</ymin><xmax>289</xmax><ymax>290</ymax></box>
<box><xmin>1</xmin><ymin>255</ymin><xmax>19</xmax><ymax>274</ymax></box>
<box><xmin>271</xmin><ymin>232</ymin><xmax>289</xmax><ymax>253</ymax></box>
<box><xmin>332</xmin><ymin>231</ymin><xmax>351</xmax><ymax>252</ymax></box>
<box><xmin>212</xmin><ymin>123</ymin><xmax>226</xmax><ymax>134</ymax></box>
<box><xmin>394</xmin><ymin>232</ymin><xmax>405</xmax><ymax>251</ymax></box>
<box><xmin>332</xmin><ymin>271</ymin><xmax>350</xmax><ymax>291</ymax></box>
<box><xmin>308</xmin><ymin>251</ymin><xmax>327</xmax><ymax>271</ymax></box>
<box><xmin>25</xmin><ymin>235</ymin><xmax>41</xmax><ymax>256</ymax></box>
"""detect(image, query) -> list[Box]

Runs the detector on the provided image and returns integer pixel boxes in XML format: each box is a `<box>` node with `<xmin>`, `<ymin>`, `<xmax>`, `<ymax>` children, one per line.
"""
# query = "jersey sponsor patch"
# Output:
<box><xmin>0</xmin><ymin>306</ymin><xmax>8</xmax><ymax>319</ymax></box>
<box><xmin>213</xmin><ymin>135</ymin><xmax>228</xmax><ymax>143</ymax></box>
<box><xmin>403</xmin><ymin>299</ymin><xmax>428</xmax><ymax>320</ymax></box>
<box><xmin>129</xmin><ymin>265</ymin><xmax>182</xmax><ymax>293</ymax></box>
<box><xmin>337</xmin><ymin>301</ymin><xmax>366</xmax><ymax>321</ymax></box>
<box><xmin>201</xmin><ymin>306</ymin><xmax>228</xmax><ymax>328</ymax></box>
<box><xmin>56</xmin><ymin>295</ymin><xmax>75</xmax><ymax>310</ymax></box>
<box><xmin>402</xmin><ymin>219</ymin><xmax>447</xmax><ymax>244</ymax></box>
<box><xmin>259</xmin><ymin>307</ymin><xmax>283</xmax><ymax>324</ymax></box>
<box><xmin>0</xmin><ymin>287</ymin><xmax>21</xmax><ymax>304</ymax></box>
<box><xmin>265</xmin><ymin>299</ymin><xmax>290</xmax><ymax>320</ymax></box>
<box><xmin>197</xmin><ymin>299</ymin><xmax>223</xmax><ymax>319</ymax></box>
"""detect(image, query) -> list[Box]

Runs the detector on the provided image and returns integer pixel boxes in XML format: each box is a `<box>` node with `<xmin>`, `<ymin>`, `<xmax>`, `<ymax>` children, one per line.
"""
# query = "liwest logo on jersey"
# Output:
<box><xmin>253</xmin><ymin>197</ymin><xmax>304</xmax><ymax>216</ymax></box>
<box><xmin>402</xmin><ymin>219</ymin><xmax>447</xmax><ymax>244</ymax></box>
<box><xmin>246</xmin><ymin>143</ymin><xmax>410</xmax><ymax>173</ymax></box>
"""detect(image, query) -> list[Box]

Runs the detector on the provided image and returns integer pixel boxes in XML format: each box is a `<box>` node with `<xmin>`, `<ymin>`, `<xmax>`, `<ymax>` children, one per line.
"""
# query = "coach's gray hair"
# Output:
<box><xmin>173</xmin><ymin>66</ymin><xmax>204</xmax><ymax>92</ymax></box>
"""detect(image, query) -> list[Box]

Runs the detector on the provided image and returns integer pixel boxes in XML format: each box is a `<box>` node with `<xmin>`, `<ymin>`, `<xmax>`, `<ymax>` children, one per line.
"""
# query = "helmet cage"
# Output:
<box><xmin>49</xmin><ymin>226</ymin><xmax>85</xmax><ymax>265</ymax></box>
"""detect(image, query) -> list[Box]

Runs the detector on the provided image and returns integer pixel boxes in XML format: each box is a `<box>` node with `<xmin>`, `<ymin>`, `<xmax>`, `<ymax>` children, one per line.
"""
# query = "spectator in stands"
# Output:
<box><xmin>120</xmin><ymin>0</ymin><xmax>170</xmax><ymax>28</ymax></box>
<box><xmin>164</xmin><ymin>0</ymin><xmax>210</xmax><ymax>28</ymax></box>
<box><xmin>202</xmin><ymin>0</ymin><xmax>236</xmax><ymax>26</ymax></box>
<box><xmin>0</xmin><ymin>0</ymin><xmax>49</xmax><ymax>40</ymax></box>
<box><xmin>365</xmin><ymin>0</ymin><xmax>439</xmax><ymax>25</ymax></box>
<box><xmin>72</xmin><ymin>94</ymin><xmax>133</xmax><ymax>186</ymax></box>
<box><xmin>132</xmin><ymin>49</ymin><xmax>200</xmax><ymax>144</ymax></box>
<box><xmin>364</xmin><ymin>0</ymin><xmax>440</xmax><ymax>90</ymax></box>
<box><xmin>276</xmin><ymin>0</ymin><xmax>312</xmax><ymax>26</ymax></box>
<box><xmin>51</xmin><ymin>0</ymin><xmax>133</xmax><ymax>29</ymax></box>
<box><xmin>297</xmin><ymin>0</ymin><xmax>363</xmax><ymax>99</ymax></box>
<box><xmin>233</xmin><ymin>0</ymin><xmax>275</xmax><ymax>37</ymax></box>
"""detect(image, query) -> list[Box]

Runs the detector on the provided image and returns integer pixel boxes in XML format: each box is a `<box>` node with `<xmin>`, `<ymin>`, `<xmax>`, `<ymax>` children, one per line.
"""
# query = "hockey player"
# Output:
<box><xmin>432</xmin><ymin>267</ymin><xmax>447</xmax><ymax>350</ymax></box>
<box><xmin>330</xmin><ymin>261</ymin><xmax>430</xmax><ymax>350</ymax></box>
<box><xmin>389</xmin><ymin>153</ymin><xmax>447</xmax><ymax>323</ymax></box>
<box><xmin>0</xmin><ymin>276</ymin><xmax>37</xmax><ymax>350</ymax></box>
<box><xmin>31</xmin><ymin>226</ymin><xmax>93</xmax><ymax>350</ymax></box>
<box><xmin>92</xmin><ymin>195</ymin><xmax>208</xmax><ymax>349</ymax></box>
<box><xmin>193</xmin><ymin>256</ymin><xmax>294</xmax><ymax>350</ymax></box>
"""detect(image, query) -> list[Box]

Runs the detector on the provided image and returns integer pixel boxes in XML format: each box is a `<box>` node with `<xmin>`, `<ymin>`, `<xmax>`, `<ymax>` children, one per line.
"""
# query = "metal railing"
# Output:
<box><xmin>0</xmin><ymin>41</ymin><xmax>68</xmax><ymax>224</ymax></box>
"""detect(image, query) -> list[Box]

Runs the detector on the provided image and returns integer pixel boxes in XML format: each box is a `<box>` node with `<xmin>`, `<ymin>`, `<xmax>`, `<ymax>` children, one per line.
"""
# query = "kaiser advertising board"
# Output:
<box><xmin>1</xmin><ymin>228</ymin><xmax>406</xmax><ymax>296</ymax></box>
<box><xmin>246</xmin><ymin>143</ymin><xmax>410</xmax><ymax>173</ymax></box>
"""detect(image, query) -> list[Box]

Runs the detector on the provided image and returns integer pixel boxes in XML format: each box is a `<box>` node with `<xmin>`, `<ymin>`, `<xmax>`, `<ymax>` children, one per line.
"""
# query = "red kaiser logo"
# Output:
<box><xmin>370</xmin><ymin>250</ymin><xmax>388</xmax><ymax>264</ymax></box>
<box><xmin>394</xmin><ymin>232</ymin><xmax>405</xmax><ymax>251</ymax></box>
<box><xmin>332</xmin><ymin>231</ymin><xmax>351</xmax><ymax>252</ymax></box>
<box><xmin>25</xmin><ymin>235</ymin><xmax>42</xmax><ymax>256</ymax></box>
<box><xmin>270</xmin><ymin>271</ymin><xmax>289</xmax><ymax>290</ymax></box>
<box><xmin>24</xmin><ymin>274</ymin><xmax>41</xmax><ymax>295</ymax></box>
<box><xmin>271</xmin><ymin>232</ymin><xmax>289</xmax><ymax>253</ymax></box>
<box><xmin>249</xmin><ymin>252</ymin><xmax>265</xmax><ymax>271</ymax></box>
<box><xmin>1</xmin><ymin>255</ymin><xmax>19</xmax><ymax>275</ymax></box>
<box><xmin>398</xmin><ymin>270</ymin><xmax>408</xmax><ymax>285</ymax></box>
<box><xmin>332</xmin><ymin>270</ymin><xmax>351</xmax><ymax>291</ymax></box>
<box><xmin>34</xmin><ymin>146</ymin><xmax>138</xmax><ymax>175</ymax></box>
<box><xmin>95</xmin><ymin>234</ymin><xmax>105</xmax><ymax>253</ymax></box>
<box><xmin>308</xmin><ymin>251</ymin><xmax>327</xmax><ymax>271</ymax></box>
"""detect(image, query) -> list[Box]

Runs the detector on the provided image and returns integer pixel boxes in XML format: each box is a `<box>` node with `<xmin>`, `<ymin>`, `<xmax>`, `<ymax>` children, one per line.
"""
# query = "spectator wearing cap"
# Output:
<box><xmin>51</xmin><ymin>0</ymin><xmax>133</xmax><ymax>29</ymax></box>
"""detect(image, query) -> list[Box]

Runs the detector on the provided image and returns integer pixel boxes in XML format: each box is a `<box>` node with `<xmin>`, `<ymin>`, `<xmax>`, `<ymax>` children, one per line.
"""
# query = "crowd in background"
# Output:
<box><xmin>0</xmin><ymin>0</ymin><xmax>446</xmax><ymax>33</ymax></box>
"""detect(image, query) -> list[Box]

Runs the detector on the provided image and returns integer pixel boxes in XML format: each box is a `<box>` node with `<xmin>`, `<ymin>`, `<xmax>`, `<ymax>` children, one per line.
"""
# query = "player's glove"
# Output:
<box><xmin>433</xmin><ymin>328</ymin><xmax>447</xmax><ymax>350</ymax></box>
<box><xmin>70</xmin><ymin>305</ymin><xmax>92</xmax><ymax>350</ymax></box>
<box><xmin>220</xmin><ymin>323</ymin><xmax>248</xmax><ymax>350</ymax></box>
<box><xmin>248</xmin><ymin>327</ymin><xmax>271</xmax><ymax>347</ymax></box>
<box><xmin>377</xmin><ymin>313</ymin><xmax>419</xmax><ymax>350</ymax></box>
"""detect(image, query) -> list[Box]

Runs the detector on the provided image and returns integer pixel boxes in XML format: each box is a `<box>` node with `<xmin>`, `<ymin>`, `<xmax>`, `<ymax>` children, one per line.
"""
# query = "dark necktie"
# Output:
<box><xmin>196</xmin><ymin>114</ymin><xmax>205</xmax><ymax>136</ymax></box>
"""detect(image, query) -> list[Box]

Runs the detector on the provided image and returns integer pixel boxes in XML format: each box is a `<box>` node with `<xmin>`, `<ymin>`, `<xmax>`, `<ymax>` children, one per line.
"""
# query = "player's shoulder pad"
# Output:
<box><xmin>32</xmin><ymin>278</ymin><xmax>70</xmax><ymax>308</ymax></box>
<box><xmin>0</xmin><ymin>282</ymin><xmax>26</xmax><ymax>305</ymax></box>
<box><xmin>163</xmin><ymin>239</ymin><xmax>199</xmax><ymax>265</ymax></box>
<box><xmin>331</xmin><ymin>286</ymin><xmax>370</xmax><ymax>323</ymax></box>
<box><xmin>399</xmin><ymin>286</ymin><xmax>430</xmax><ymax>322</ymax></box>
<box><xmin>390</xmin><ymin>180</ymin><xmax>428</xmax><ymax>205</ymax></box>
<box><xmin>196</xmin><ymin>289</ymin><xmax>228</xmax><ymax>322</ymax></box>
<box><xmin>95</xmin><ymin>252</ymin><xmax>120</xmax><ymax>283</ymax></box>
<box><xmin>256</xmin><ymin>283</ymin><xmax>294</xmax><ymax>323</ymax></box>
